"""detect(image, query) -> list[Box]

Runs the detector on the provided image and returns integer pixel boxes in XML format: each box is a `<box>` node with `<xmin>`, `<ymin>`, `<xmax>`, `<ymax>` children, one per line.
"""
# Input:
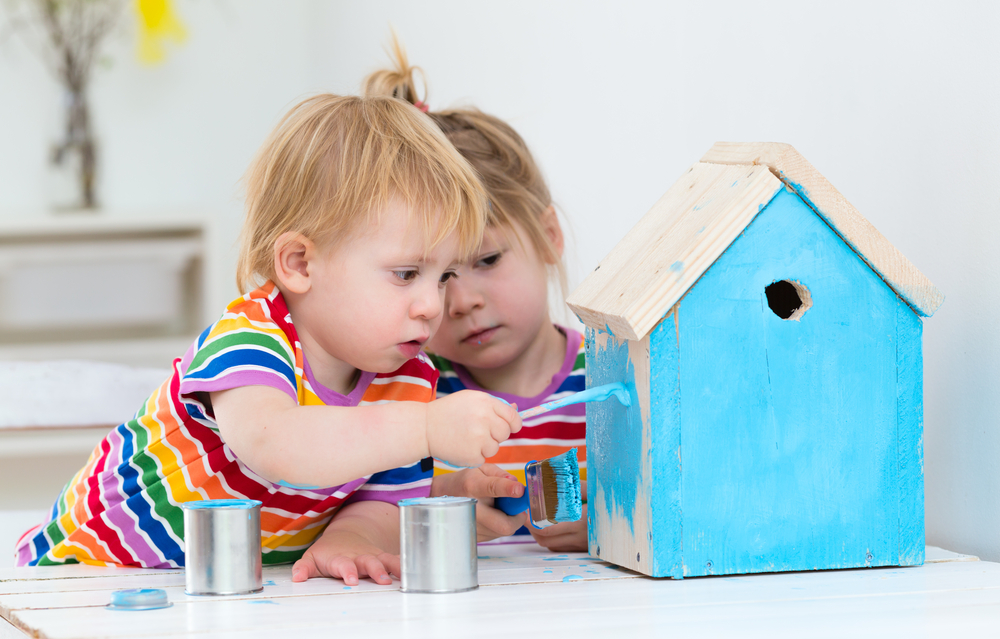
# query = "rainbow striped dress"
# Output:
<box><xmin>14</xmin><ymin>282</ymin><xmax>436</xmax><ymax>568</ymax></box>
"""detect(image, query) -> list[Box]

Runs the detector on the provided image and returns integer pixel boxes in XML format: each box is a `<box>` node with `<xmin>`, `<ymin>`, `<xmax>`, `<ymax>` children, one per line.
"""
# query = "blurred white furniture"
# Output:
<box><xmin>0</xmin><ymin>361</ymin><xmax>170</xmax><ymax>510</ymax></box>
<box><xmin>0</xmin><ymin>544</ymin><xmax>991</xmax><ymax>638</ymax></box>
<box><xmin>0</xmin><ymin>216</ymin><xmax>205</xmax><ymax>369</ymax></box>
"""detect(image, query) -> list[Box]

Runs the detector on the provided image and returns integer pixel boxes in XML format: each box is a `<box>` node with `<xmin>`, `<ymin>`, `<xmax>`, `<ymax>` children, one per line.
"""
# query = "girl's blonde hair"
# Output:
<box><xmin>362</xmin><ymin>39</ymin><xmax>568</xmax><ymax>299</ymax></box>
<box><xmin>237</xmin><ymin>93</ymin><xmax>489</xmax><ymax>293</ymax></box>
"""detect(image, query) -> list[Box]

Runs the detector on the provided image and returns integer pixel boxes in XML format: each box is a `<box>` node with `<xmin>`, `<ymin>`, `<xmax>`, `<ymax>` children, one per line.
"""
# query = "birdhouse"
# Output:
<box><xmin>567</xmin><ymin>142</ymin><xmax>942</xmax><ymax>578</ymax></box>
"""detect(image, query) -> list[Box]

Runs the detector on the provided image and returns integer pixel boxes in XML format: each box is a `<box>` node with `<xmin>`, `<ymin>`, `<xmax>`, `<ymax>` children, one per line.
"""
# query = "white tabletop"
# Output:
<box><xmin>0</xmin><ymin>544</ymin><xmax>994</xmax><ymax>638</ymax></box>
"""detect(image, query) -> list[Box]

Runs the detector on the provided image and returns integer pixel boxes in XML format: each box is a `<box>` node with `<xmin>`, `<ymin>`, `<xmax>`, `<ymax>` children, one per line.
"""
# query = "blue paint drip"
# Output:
<box><xmin>262</xmin><ymin>580</ymin><xmax>276</xmax><ymax>587</ymax></box>
<box><xmin>669</xmin><ymin>261</ymin><xmax>684</xmax><ymax>274</ymax></box>
<box><xmin>248</xmin><ymin>600</ymin><xmax>279</xmax><ymax>605</ymax></box>
<box><xmin>543</xmin><ymin>570</ymin><xmax>553</xmax><ymax>574</ymax></box>
<box><xmin>343</xmin><ymin>586</ymin><xmax>352</xmax><ymax>590</ymax></box>
<box><xmin>542</xmin><ymin>554</ymin><xmax>569</xmax><ymax>561</ymax></box>
<box><xmin>562</xmin><ymin>575</ymin><xmax>583</xmax><ymax>582</ymax></box>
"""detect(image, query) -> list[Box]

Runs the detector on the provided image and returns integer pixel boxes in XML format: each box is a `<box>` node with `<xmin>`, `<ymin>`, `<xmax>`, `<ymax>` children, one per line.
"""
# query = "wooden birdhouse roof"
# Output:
<box><xmin>567</xmin><ymin>142</ymin><xmax>943</xmax><ymax>341</ymax></box>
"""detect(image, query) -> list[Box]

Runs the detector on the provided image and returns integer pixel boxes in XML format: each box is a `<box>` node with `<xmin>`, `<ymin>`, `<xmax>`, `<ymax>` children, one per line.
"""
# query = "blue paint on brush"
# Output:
<box><xmin>548</xmin><ymin>450</ymin><xmax>582</xmax><ymax>524</ymax></box>
<box><xmin>494</xmin><ymin>449</ymin><xmax>582</xmax><ymax>525</ymax></box>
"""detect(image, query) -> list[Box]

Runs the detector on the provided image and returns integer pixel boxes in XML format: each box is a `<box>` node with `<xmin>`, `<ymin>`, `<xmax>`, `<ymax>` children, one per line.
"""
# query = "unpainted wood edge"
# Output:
<box><xmin>701</xmin><ymin>142</ymin><xmax>943</xmax><ymax>317</ymax></box>
<box><xmin>0</xmin><ymin>613</ymin><xmax>34</xmax><ymax>639</ymax></box>
<box><xmin>568</xmin><ymin>164</ymin><xmax>783</xmax><ymax>339</ymax></box>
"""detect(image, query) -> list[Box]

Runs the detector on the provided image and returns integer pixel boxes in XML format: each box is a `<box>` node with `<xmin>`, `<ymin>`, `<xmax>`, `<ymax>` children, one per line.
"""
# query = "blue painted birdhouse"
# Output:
<box><xmin>566</xmin><ymin>143</ymin><xmax>942</xmax><ymax>578</ymax></box>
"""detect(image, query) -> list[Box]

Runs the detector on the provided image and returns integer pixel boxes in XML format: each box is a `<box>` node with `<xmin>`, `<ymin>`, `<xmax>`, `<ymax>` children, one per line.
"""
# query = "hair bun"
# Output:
<box><xmin>361</xmin><ymin>32</ymin><xmax>426</xmax><ymax>108</ymax></box>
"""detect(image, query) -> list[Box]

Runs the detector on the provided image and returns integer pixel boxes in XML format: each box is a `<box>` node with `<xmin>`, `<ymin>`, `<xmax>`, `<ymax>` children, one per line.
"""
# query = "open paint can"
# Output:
<box><xmin>398</xmin><ymin>496</ymin><xmax>478</xmax><ymax>593</ymax></box>
<box><xmin>182</xmin><ymin>499</ymin><xmax>263</xmax><ymax>595</ymax></box>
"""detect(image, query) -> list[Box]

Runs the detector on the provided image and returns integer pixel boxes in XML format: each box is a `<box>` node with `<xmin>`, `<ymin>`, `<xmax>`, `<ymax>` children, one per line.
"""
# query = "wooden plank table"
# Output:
<box><xmin>1</xmin><ymin>544</ymin><xmax>995</xmax><ymax>638</ymax></box>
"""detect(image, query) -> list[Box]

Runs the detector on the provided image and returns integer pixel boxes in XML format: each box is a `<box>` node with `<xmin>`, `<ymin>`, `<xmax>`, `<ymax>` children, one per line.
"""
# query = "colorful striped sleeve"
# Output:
<box><xmin>179</xmin><ymin>287</ymin><xmax>299</xmax><ymax>414</ymax></box>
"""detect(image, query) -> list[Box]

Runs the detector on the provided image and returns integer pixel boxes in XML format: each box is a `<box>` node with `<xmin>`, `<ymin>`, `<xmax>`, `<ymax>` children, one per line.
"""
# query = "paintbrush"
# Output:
<box><xmin>494</xmin><ymin>448</ymin><xmax>583</xmax><ymax>528</ymax></box>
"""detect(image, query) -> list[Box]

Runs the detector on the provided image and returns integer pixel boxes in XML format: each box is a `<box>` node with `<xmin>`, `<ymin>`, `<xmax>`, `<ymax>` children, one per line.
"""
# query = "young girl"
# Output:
<box><xmin>363</xmin><ymin>45</ymin><xmax>587</xmax><ymax>551</ymax></box>
<box><xmin>14</xmin><ymin>92</ymin><xmax>522</xmax><ymax>584</ymax></box>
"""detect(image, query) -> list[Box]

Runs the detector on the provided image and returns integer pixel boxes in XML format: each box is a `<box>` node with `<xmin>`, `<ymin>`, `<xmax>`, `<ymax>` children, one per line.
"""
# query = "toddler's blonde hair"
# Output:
<box><xmin>362</xmin><ymin>39</ymin><xmax>567</xmax><ymax>299</ymax></box>
<box><xmin>237</xmin><ymin>93</ymin><xmax>489</xmax><ymax>294</ymax></box>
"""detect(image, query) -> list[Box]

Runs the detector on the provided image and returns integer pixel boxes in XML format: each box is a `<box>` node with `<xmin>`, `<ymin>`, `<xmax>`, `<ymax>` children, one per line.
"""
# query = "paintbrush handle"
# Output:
<box><xmin>494</xmin><ymin>492</ymin><xmax>529</xmax><ymax>516</ymax></box>
<box><xmin>517</xmin><ymin>383</ymin><xmax>627</xmax><ymax>420</ymax></box>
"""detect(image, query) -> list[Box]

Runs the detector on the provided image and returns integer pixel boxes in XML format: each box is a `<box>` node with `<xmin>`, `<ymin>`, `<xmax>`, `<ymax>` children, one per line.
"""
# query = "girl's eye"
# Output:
<box><xmin>393</xmin><ymin>270</ymin><xmax>418</xmax><ymax>282</ymax></box>
<box><xmin>475</xmin><ymin>252</ymin><xmax>502</xmax><ymax>268</ymax></box>
<box><xmin>439</xmin><ymin>271</ymin><xmax>457</xmax><ymax>286</ymax></box>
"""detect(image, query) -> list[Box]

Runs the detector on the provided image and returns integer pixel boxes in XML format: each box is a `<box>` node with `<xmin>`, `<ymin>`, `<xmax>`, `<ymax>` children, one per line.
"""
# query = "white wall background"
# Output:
<box><xmin>1</xmin><ymin>1</ymin><xmax>997</xmax><ymax>561</ymax></box>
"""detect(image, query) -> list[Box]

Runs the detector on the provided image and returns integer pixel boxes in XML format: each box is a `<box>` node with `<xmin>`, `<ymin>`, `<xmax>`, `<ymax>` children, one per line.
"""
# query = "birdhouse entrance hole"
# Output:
<box><xmin>765</xmin><ymin>280</ymin><xmax>812</xmax><ymax>321</ymax></box>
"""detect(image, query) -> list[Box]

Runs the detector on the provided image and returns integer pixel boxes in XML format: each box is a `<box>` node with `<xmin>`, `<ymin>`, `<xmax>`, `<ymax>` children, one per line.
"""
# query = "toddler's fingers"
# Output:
<box><xmin>478</xmin><ymin>463</ymin><xmax>520</xmax><ymax>482</ymax></box>
<box><xmin>325</xmin><ymin>555</ymin><xmax>360</xmax><ymax>586</ymax></box>
<box><xmin>291</xmin><ymin>554</ymin><xmax>320</xmax><ymax>583</ymax></box>
<box><xmin>490</xmin><ymin>418</ymin><xmax>512</xmax><ymax>445</ymax></box>
<box><xmin>476</xmin><ymin>504</ymin><xmax>526</xmax><ymax>540</ymax></box>
<box><xmin>377</xmin><ymin>552</ymin><xmax>401</xmax><ymax>578</ymax></box>
<box><xmin>481</xmin><ymin>439</ymin><xmax>500</xmax><ymax>460</ymax></box>
<box><xmin>482</xmin><ymin>473</ymin><xmax>523</xmax><ymax>499</ymax></box>
<box><xmin>355</xmin><ymin>554</ymin><xmax>392</xmax><ymax>585</ymax></box>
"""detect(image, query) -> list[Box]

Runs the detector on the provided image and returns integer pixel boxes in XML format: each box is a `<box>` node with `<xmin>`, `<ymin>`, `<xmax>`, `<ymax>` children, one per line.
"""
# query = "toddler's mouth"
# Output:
<box><xmin>462</xmin><ymin>326</ymin><xmax>499</xmax><ymax>346</ymax></box>
<box><xmin>397</xmin><ymin>339</ymin><xmax>425</xmax><ymax>359</ymax></box>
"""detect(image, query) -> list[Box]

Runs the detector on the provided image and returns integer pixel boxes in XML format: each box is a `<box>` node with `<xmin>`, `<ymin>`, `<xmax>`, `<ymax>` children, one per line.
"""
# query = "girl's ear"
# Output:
<box><xmin>273</xmin><ymin>232</ymin><xmax>315</xmax><ymax>294</ymax></box>
<box><xmin>541</xmin><ymin>204</ymin><xmax>565</xmax><ymax>262</ymax></box>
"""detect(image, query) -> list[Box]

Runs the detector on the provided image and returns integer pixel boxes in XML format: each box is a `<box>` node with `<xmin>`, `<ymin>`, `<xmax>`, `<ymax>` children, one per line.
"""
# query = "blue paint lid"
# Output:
<box><xmin>181</xmin><ymin>499</ymin><xmax>262</xmax><ymax>510</ymax></box>
<box><xmin>107</xmin><ymin>588</ymin><xmax>172</xmax><ymax>611</ymax></box>
<box><xmin>397</xmin><ymin>496</ymin><xmax>475</xmax><ymax>507</ymax></box>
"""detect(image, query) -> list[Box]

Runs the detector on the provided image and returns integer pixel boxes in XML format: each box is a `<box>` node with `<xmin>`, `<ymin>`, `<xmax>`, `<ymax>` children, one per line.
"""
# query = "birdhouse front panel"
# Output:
<box><xmin>673</xmin><ymin>187</ymin><xmax>922</xmax><ymax>577</ymax></box>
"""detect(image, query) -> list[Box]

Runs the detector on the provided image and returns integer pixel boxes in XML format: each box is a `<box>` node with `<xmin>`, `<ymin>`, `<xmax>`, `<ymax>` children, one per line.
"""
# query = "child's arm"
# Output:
<box><xmin>290</xmin><ymin>500</ymin><xmax>399</xmax><ymax>585</ymax></box>
<box><xmin>211</xmin><ymin>385</ymin><xmax>521</xmax><ymax>488</ymax></box>
<box><xmin>430</xmin><ymin>464</ymin><xmax>528</xmax><ymax>541</ymax></box>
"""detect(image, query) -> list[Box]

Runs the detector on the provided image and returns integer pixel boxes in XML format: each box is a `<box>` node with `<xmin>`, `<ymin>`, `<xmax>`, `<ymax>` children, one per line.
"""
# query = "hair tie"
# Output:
<box><xmin>414</xmin><ymin>100</ymin><xmax>429</xmax><ymax>113</ymax></box>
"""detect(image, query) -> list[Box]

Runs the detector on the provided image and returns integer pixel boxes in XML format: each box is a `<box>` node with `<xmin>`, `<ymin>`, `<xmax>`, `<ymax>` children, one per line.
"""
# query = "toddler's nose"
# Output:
<box><xmin>445</xmin><ymin>278</ymin><xmax>483</xmax><ymax>318</ymax></box>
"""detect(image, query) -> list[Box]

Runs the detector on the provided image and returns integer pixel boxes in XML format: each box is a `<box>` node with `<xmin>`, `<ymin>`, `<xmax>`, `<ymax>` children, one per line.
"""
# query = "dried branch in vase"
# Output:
<box><xmin>4</xmin><ymin>0</ymin><xmax>126</xmax><ymax>210</ymax></box>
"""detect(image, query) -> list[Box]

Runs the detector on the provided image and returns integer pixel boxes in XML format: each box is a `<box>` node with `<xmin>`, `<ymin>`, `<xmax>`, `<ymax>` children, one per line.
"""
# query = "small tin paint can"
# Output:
<box><xmin>182</xmin><ymin>499</ymin><xmax>263</xmax><ymax>596</ymax></box>
<box><xmin>398</xmin><ymin>496</ymin><xmax>478</xmax><ymax>593</ymax></box>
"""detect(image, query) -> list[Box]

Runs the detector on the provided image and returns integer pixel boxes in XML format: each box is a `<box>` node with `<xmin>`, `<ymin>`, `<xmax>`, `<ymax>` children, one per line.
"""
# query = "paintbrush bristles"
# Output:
<box><xmin>539</xmin><ymin>448</ymin><xmax>582</xmax><ymax>524</ymax></box>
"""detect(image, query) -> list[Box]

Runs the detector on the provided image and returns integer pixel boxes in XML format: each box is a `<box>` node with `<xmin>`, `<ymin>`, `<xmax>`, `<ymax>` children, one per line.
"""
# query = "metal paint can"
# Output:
<box><xmin>182</xmin><ymin>499</ymin><xmax>263</xmax><ymax>596</ymax></box>
<box><xmin>398</xmin><ymin>496</ymin><xmax>478</xmax><ymax>593</ymax></box>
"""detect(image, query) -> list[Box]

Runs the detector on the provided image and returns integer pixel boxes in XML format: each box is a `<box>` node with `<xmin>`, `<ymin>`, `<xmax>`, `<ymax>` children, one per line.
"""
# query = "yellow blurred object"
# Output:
<box><xmin>135</xmin><ymin>0</ymin><xmax>187</xmax><ymax>64</ymax></box>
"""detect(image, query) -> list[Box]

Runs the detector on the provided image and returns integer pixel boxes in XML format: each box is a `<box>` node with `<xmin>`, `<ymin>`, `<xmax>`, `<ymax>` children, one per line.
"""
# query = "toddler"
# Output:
<box><xmin>14</xmin><ymin>92</ymin><xmax>522</xmax><ymax>584</ymax></box>
<box><xmin>363</xmin><ymin>43</ymin><xmax>587</xmax><ymax>551</ymax></box>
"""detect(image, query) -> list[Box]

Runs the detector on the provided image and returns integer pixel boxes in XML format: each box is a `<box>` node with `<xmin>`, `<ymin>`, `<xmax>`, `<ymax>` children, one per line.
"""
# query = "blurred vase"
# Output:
<box><xmin>48</xmin><ymin>88</ymin><xmax>97</xmax><ymax>212</ymax></box>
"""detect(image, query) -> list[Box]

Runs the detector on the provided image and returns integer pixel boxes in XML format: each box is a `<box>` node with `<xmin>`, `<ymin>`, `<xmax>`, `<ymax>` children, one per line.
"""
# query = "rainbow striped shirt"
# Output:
<box><xmin>14</xmin><ymin>282</ymin><xmax>436</xmax><ymax>568</ymax></box>
<box><xmin>430</xmin><ymin>326</ymin><xmax>586</xmax><ymax>506</ymax></box>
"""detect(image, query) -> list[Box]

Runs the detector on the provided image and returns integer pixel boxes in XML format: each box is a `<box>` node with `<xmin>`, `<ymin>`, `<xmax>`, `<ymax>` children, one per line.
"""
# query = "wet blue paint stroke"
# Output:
<box><xmin>562</xmin><ymin>575</ymin><xmax>583</xmax><ymax>582</ymax></box>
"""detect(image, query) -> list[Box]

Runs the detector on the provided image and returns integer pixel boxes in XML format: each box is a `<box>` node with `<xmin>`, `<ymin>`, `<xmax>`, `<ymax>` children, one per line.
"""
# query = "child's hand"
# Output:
<box><xmin>529</xmin><ymin>503</ymin><xmax>588</xmax><ymax>552</ymax></box>
<box><xmin>425</xmin><ymin>390</ymin><xmax>522</xmax><ymax>467</ymax></box>
<box><xmin>291</xmin><ymin>501</ymin><xmax>399</xmax><ymax>585</ymax></box>
<box><xmin>430</xmin><ymin>464</ymin><xmax>528</xmax><ymax>541</ymax></box>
